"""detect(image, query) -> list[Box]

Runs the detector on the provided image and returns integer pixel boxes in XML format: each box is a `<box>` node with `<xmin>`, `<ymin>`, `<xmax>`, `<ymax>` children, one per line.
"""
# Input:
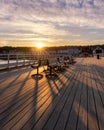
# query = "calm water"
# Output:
<box><xmin>0</xmin><ymin>59</ymin><xmax>30</xmax><ymax>65</ymax></box>
<box><xmin>0</xmin><ymin>60</ymin><xmax>25</xmax><ymax>64</ymax></box>
<box><xmin>0</xmin><ymin>60</ymin><xmax>8</xmax><ymax>64</ymax></box>
<box><xmin>0</xmin><ymin>59</ymin><xmax>36</xmax><ymax>70</ymax></box>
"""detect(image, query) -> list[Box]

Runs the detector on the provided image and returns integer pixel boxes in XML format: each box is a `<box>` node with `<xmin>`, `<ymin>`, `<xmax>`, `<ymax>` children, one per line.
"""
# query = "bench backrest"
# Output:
<box><xmin>38</xmin><ymin>59</ymin><xmax>49</xmax><ymax>66</ymax></box>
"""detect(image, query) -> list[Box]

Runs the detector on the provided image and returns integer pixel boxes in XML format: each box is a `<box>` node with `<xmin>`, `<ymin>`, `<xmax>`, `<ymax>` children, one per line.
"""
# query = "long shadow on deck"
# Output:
<box><xmin>0</xmin><ymin>70</ymin><xmax>32</xmax><ymax>129</ymax></box>
<box><xmin>0</xmin><ymin>67</ymin><xmax>32</xmax><ymax>95</ymax></box>
<box><xmin>0</xmin><ymin>59</ymin><xmax>104</xmax><ymax>130</ymax></box>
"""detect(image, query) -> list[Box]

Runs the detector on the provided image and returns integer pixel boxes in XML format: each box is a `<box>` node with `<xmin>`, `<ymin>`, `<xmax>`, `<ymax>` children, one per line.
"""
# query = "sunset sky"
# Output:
<box><xmin>0</xmin><ymin>0</ymin><xmax>104</xmax><ymax>47</ymax></box>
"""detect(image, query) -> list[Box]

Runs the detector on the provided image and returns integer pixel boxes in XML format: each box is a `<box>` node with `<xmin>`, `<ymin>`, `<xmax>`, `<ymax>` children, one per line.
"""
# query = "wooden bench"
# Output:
<box><xmin>46</xmin><ymin>57</ymin><xmax>65</xmax><ymax>78</ymax></box>
<box><xmin>31</xmin><ymin>56</ymin><xmax>75</xmax><ymax>79</ymax></box>
<box><xmin>63</xmin><ymin>56</ymin><xmax>76</xmax><ymax>65</ymax></box>
<box><xmin>46</xmin><ymin>58</ymin><xmax>58</xmax><ymax>78</ymax></box>
<box><xmin>31</xmin><ymin>59</ymin><xmax>49</xmax><ymax>78</ymax></box>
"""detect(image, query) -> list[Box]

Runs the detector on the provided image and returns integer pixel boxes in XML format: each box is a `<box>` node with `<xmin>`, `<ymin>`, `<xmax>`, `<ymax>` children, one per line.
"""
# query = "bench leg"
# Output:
<box><xmin>46</xmin><ymin>66</ymin><xmax>57</xmax><ymax>78</ymax></box>
<box><xmin>32</xmin><ymin>67</ymin><xmax>43</xmax><ymax>79</ymax></box>
<box><xmin>37</xmin><ymin>67</ymin><xmax>39</xmax><ymax>75</ymax></box>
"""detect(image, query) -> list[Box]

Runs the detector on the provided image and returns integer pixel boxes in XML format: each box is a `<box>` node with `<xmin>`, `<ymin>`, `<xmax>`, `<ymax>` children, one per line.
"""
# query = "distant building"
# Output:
<box><xmin>57</xmin><ymin>49</ymin><xmax>68</xmax><ymax>55</ymax></box>
<box><xmin>68</xmin><ymin>48</ymin><xmax>80</xmax><ymax>56</ymax></box>
<box><xmin>93</xmin><ymin>47</ymin><xmax>104</xmax><ymax>56</ymax></box>
<box><xmin>57</xmin><ymin>48</ymin><xmax>80</xmax><ymax>56</ymax></box>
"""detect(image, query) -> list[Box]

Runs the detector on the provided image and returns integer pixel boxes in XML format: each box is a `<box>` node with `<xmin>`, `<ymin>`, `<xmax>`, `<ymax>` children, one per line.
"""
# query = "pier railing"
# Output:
<box><xmin>0</xmin><ymin>53</ymin><xmax>74</xmax><ymax>70</ymax></box>
<box><xmin>0</xmin><ymin>53</ymin><xmax>48</xmax><ymax>70</ymax></box>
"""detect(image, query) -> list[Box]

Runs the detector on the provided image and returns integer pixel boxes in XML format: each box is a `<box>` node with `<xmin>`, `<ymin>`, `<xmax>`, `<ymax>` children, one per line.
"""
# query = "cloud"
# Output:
<box><xmin>0</xmin><ymin>0</ymin><xmax>104</xmax><ymax>46</ymax></box>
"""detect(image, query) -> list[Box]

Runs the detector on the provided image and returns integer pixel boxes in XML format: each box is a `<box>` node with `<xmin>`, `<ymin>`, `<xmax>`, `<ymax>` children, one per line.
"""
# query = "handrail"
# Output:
<box><xmin>0</xmin><ymin>53</ymin><xmax>74</xmax><ymax>70</ymax></box>
<box><xmin>0</xmin><ymin>53</ymin><xmax>49</xmax><ymax>70</ymax></box>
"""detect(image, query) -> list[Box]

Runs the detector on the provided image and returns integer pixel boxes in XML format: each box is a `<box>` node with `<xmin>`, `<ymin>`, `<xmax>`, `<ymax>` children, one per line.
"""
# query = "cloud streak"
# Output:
<box><xmin>0</xmin><ymin>0</ymin><xmax>104</xmax><ymax>46</ymax></box>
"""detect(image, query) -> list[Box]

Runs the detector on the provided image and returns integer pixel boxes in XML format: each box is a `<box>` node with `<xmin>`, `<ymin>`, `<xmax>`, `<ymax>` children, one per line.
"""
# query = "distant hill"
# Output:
<box><xmin>0</xmin><ymin>45</ymin><xmax>104</xmax><ymax>54</ymax></box>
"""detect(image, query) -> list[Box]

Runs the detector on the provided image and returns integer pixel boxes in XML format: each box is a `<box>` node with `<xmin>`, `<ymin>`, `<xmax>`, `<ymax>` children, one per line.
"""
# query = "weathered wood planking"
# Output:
<box><xmin>0</xmin><ymin>57</ymin><xmax>104</xmax><ymax>130</ymax></box>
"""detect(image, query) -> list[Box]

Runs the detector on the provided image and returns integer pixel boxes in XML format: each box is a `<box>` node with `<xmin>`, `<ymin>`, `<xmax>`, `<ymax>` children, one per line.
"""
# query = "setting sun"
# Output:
<box><xmin>36</xmin><ymin>43</ymin><xmax>44</xmax><ymax>49</ymax></box>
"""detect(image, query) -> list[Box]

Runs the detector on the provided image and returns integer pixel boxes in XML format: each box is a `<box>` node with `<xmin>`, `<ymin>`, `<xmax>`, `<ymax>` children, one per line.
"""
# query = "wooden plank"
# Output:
<box><xmin>77</xmin><ymin>64</ymin><xmax>88</xmax><ymax>130</ymax></box>
<box><xmin>10</xmin><ymin>73</ymin><xmax>69</xmax><ymax>130</ymax></box>
<box><xmin>87</xmin><ymin>65</ymin><xmax>99</xmax><ymax>130</ymax></box>
<box><xmin>0</xmin><ymin>80</ymin><xmax>51</xmax><ymax>127</ymax></box>
<box><xmin>0</xmin><ymin>57</ymin><xmax>104</xmax><ymax>130</ymax></box>
<box><xmin>53</xmin><ymin>72</ymin><xmax>82</xmax><ymax>130</ymax></box>
<box><xmin>5</xmin><ymin>69</ymin><xmax>69</xmax><ymax>130</ymax></box>
<box><xmin>64</xmin><ymin>65</ymin><xmax>84</xmax><ymax>130</ymax></box>
<box><xmin>93</xmin><ymin>64</ymin><xmax>104</xmax><ymax>105</ymax></box>
<box><xmin>91</xmin><ymin>65</ymin><xmax>104</xmax><ymax>130</ymax></box>
<box><xmin>0</xmin><ymin>74</ymin><xmax>48</xmax><ymax>111</ymax></box>
<box><xmin>0</xmin><ymin>76</ymin><xmax>48</xmax><ymax>112</ymax></box>
<box><xmin>42</xmin><ymin>72</ymin><xmax>80</xmax><ymax>130</ymax></box>
<box><xmin>33</xmin><ymin>62</ymin><xmax>81</xmax><ymax>130</ymax></box>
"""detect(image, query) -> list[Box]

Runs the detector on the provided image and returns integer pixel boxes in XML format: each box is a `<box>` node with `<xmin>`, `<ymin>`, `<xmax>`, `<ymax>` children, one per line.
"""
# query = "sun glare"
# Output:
<box><xmin>36</xmin><ymin>43</ymin><xmax>43</xmax><ymax>49</ymax></box>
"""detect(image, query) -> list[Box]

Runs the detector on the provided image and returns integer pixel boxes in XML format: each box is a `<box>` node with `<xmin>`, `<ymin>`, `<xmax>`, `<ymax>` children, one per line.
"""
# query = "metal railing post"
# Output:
<box><xmin>16</xmin><ymin>54</ymin><xmax>18</xmax><ymax>67</ymax></box>
<box><xmin>7</xmin><ymin>54</ymin><xmax>10</xmax><ymax>69</ymax></box>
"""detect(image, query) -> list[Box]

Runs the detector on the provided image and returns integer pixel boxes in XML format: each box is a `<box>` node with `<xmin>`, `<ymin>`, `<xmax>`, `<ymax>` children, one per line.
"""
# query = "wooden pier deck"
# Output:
<box><xmin>0</xmin><ymin>57</ymin><xmax>104</xmax><ymax>130</ymax></box>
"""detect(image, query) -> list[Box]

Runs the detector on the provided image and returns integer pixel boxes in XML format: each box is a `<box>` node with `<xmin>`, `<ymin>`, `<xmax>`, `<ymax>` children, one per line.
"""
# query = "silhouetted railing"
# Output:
<box><xmin>0</xmin><ymin>53</ymin><xmax>74</xmax><ymax>70</ymax></box>
<box><xmin>0</xmin><ymin>53</ymin><xmax>48</xmax><ymax>70</ymax></box>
